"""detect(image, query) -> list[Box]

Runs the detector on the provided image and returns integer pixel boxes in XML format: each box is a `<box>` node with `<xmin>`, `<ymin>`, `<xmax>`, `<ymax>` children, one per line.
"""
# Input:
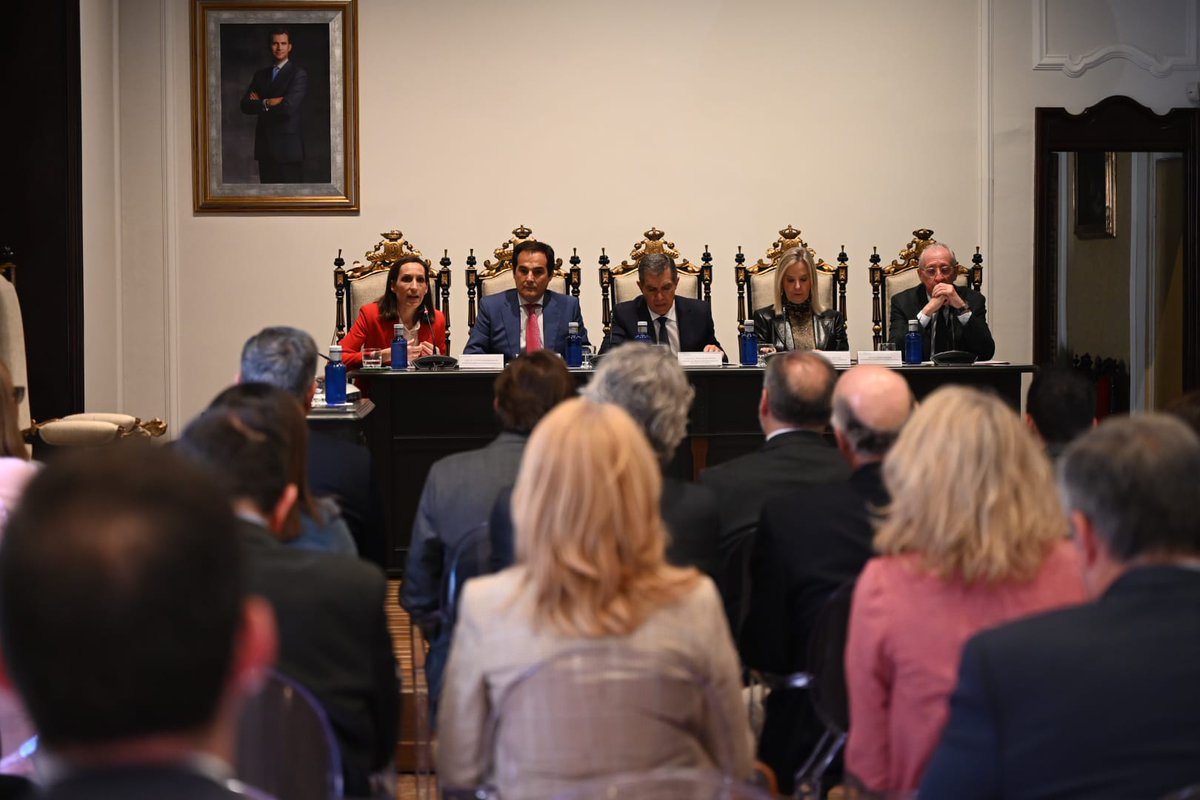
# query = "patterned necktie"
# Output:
<box><xmin>525</xmin><ymin>304</ymin><xmax>542</xmax><ymax>352</ymax></box>
<box><xmin>657</xmin><ymin>317</ymin><xmax>672</xmax><ymax>352</ymax></box>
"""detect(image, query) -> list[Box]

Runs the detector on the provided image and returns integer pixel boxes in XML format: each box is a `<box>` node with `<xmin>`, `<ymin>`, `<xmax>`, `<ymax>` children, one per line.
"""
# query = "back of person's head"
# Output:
<box><xmin>239</xmin><ymin>326</ymin><xmax>318</xmax><ymax>403</ymax></box>
<box><xmin>582</xmin><ymin>343</ymin><xmax>694</xmax><ymax>463</ymax></box>
<box><xmin>876</xmin><ymin>386</ymin><xmax>1064</xmax><ymax>584</ymax></box>
<box><xmin>1059</xmin><ymin>414</ymin><xmax>1200</xmax><ymax>561</ymax></box>
<box><xmin>0</xmin><ymin>443</ymin><xmax>245</xmax><ymax>748</ymax></box>
<box><xmin>1026</xmin><ymin>366</ymin><xmax>1095</xmax><ymax>447</ymax></box>
<box><xmin>494</xmin><ymin>351</ymin><xmax>575</xmax><ymax>434</ymax></box>
<box><xmin>1166</xmin><ymin>389</ymin><xmax>1200</xmax><ymax>440</ymax></box>
<box><xmin>0</xmin><ymin>360</ymin><xmax>26</xmax><ymax>460</ymax></box>
<box><xmin>512</xmin><ymin>398</ymin><xmax>699</xmax><ymax>637</ymax></box>
<box><xmin>830</xmin><ymin>364</ymin><xmax>914</xmax><ymax>460</ymax></box>
<box><xmin>763</xmin><ymin>351</ymin><xmax>837</xmax><ymax>429</ymax></box>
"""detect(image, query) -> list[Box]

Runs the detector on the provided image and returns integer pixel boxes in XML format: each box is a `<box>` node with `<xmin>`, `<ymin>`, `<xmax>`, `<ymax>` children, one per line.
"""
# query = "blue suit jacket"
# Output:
<box><xmin>464</xmin><ymin>289</ymin><xmax>589</xmax><ymax>357</ymax></box>
<box><xmin>602</xmin><ymin>295</ymin><xmax>723</xmax><ymax>355</ymax></box>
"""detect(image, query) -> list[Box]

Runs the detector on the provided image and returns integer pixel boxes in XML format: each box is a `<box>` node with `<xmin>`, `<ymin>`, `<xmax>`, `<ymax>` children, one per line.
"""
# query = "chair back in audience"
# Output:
<box><xmin>868</xmin><ymin>228</ymin><xmax>983</xmax><ymax>350</ymax></box>
<box><xmin>466</xmin><ymin>226</ymin><xmax>579</xmax><ymax>329</ymax></box>
<box><xmin>479</xmin><ymin>644</ymin><xmax>734</xmax><ymax>797</ymax></box>
<box><xmin>550</xmin><ymin>766</ymin><xmax>774</xmax><ymax>799</ymax></box>
<box><xmin>441</xmin><ymin>522</ymin><xmax>494</xmax><ymax>632</ymax></box>
<box><xmin>734</xmin><ymin>226</ymin><xmax>848</xmax><ymax>329</ymax></box>
<box><xmin>599</xmin><ymin>228</ymin><xmax>712</xmax><ymax>338</ymax></box>
<box><xmin>235</xmin><ymin>670</ymin><xmax>344</xmax><ymax>800</ymax></box>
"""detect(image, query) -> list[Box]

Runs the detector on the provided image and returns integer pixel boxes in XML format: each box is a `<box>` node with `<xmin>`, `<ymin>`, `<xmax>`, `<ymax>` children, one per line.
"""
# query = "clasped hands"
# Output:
<box><xmin>247</xmin><ymin>91</ymin><xmax>284</xmax><ymax>108</ymax></box>
<box><xmin>921</xmin><ymin>283</ymin><xmax>967</xmax><ymax>317</ymax></box>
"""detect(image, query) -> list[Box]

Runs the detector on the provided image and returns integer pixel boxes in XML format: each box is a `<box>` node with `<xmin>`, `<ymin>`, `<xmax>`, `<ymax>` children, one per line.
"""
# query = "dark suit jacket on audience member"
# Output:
<box><xmin>33</xmin><ymin>765</ymin><xmax>243</xmax><ymax>800</ymax></box>
<box><xmin>239</xmin><ymin>519</ymin><xmax>399</xmax><ymax>798</ymax></box>
<box><xmin>602</xmin><ymin>295</ymin><xmax>722</xmax><ymax>354</ymax></box>
<box><xmin>888</xmin><ymin>284</ymin><xmax>995</xmax><ymax>360</ymax></box>
<box><xmin>307</xmin><ymin>428</ymin><xmax>386</xmax><ymax>567</ymax></box>
<box><xmin>463</xmin><ymin>289</ymin><xmax>588</xmax><ymax>358</ymax></box>
<box><xmin>920</xmin><ymin>565</ymin><xmax>1200</xmax><ymax>800</ymax></box>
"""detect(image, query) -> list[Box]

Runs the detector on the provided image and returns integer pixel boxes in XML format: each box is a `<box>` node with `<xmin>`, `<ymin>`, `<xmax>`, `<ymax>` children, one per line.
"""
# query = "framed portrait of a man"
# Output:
<box><xmin>191</xmin><ymin>0</ymin><xmax>359</xmax><ymax>212</ymax></box>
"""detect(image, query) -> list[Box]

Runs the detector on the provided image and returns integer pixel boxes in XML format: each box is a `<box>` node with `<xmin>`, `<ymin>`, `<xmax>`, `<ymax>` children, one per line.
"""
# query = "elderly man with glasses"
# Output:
<box><xmin>887</xmin><ymin>243</ymin><xmax>995</xmax><ymax>361</ymax></box>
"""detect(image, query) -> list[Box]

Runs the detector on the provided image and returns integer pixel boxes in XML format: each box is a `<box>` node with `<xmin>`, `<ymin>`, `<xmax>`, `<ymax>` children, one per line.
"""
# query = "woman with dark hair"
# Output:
<box><xmin>0</xmin><ymin>360</ymin><xmax>37</xmax><ymax>528</ymax></box>
<box><xmin>339</xmin><ymin>255</ymin><xmax>447</xmax><ymax>369</ymax></box>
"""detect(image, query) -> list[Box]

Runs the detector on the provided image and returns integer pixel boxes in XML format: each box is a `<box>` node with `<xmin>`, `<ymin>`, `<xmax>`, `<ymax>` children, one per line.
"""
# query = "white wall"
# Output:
<box><xmin>79</xmin><ymin>0</ymin><xmax>1200</xmax><ymax>430</ymax></box>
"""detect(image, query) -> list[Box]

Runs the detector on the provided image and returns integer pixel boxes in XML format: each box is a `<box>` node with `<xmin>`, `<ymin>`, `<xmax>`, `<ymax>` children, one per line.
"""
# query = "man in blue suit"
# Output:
<box><xmin>464</xmin><ymin>240</ymin><xmax>589</xmax><ymax>358</ymax></box>
<box><xmin>601</xmin><ymin>253</ymin><xmax>723</xmax><ymax>356</ymax></box>
<box><xmin>239</xmin><ymin>28</ymin><xmax>307</xmax><ymax>183</ymax></box>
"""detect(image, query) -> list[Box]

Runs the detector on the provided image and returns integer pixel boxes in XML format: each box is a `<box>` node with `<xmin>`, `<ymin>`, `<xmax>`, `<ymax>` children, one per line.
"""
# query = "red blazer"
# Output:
<box><xmin>339</xmin><ymin>304</ymin><xmax>447</xmax><ymax>369</ymax></box>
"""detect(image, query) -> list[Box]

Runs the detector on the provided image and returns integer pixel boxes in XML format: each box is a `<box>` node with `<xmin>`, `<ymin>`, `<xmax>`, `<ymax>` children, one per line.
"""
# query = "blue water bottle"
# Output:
<box><xmin>325</xmin><ymin>345</ymin><xmax>348</xmax><ymax>405</ymax></box>
<box><xmin>391</xmin><ymin>323</ymin><xmax>408</xmax><ymax>371</ymax></box>
<box><xmin>739</xmin><ymin>320</ymin><xmax>758</xmax><ymax>367</ymax></box>
<box><xmin>903</xmin><ymin>319</ymin><xmax>923</xmax><ymax>364</ymax></box>
<box><xmin>634</xmin><ymin>321</ymin><xmax>653</xmax><ymax>344</ymax></box>
<box><xmin>565</xmin><ymin>322</ymin><xmax>583</xmax><ymax>368</ymax></box>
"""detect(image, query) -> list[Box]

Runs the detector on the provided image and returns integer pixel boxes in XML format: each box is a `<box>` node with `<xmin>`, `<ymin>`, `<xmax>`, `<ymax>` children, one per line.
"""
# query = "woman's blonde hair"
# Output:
<box><xmin>874</xmin><ymin>386</ymin><xmax>1065</xmax><ymax>584</ymax></box>
<box><xmin>773</xmin><ymin>246</ymin><xmax>826</xmax><ymax>315</ymax></box>
<box><xmin>0</xmin><ymin>361</ymin><xmax>27</xmax><ymax>460</ymax></box>
<box><xmin>512</xmin><ymin>398</ymin><xmax>700</xmax><ymax>636</ymax></box>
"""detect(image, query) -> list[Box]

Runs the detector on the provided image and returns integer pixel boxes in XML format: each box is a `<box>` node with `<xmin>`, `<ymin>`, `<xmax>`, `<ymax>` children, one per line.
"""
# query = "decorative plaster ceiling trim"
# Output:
<box><xmin>1033</xmin><ymin>0</ymin><xmax>1199</xmax><ymax>77</ymax></box>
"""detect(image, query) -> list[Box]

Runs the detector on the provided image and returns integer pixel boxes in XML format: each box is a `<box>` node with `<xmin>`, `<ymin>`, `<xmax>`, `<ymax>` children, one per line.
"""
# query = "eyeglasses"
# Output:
<box><xmin>921</xmin><ymin>266</ymin><xmax>957</xmax><ymax>277</ymax></box>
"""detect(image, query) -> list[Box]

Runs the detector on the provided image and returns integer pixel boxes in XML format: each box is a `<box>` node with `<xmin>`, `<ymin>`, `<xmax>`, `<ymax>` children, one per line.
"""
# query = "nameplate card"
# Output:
<box><xmin>677</xmin><ymin>352</ymin><xmax>725</xmax><ymax>368</ymax></box>
<box><xmin>857</xmin><ymin>350</ymin><xmax>903</xmax><ymax>366</ymax></box>
<box><xmin>459</xmin><ymin>354</ymin><xmax>504</xmax><ymax>371</ymax></box>
<box><xmin>815</xmin><ymin>350</ymin><xmax>852</xmax><ymax>368</ymax></box>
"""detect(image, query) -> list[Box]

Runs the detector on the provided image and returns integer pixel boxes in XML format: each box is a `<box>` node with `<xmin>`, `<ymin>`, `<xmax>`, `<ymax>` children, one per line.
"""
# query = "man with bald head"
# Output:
<box><xmin>741</xmin><ymin>365</ymin><xmax>915</xmax><ymax>793</ymax></box>
<box><xmin>888</xmin><ymin>243</ymin><xmax>995</xmax><ymax>360</ymax></box>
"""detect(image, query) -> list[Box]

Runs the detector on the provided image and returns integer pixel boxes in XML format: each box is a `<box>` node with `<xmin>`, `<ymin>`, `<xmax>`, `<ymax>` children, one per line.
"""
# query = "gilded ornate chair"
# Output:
<box><xmin>733</xmin><ymin>225</ymin><xmax>848</xmax><ymax>331</ymax></box>
<box><xmin>869</xmin><ymin>228</ymin><xmax>984</xmax><ymax>350</ymax></box>
<box><xmin>598</xmin><ymin>228</ymin><xmax>713</xmax><ymax>338</ymax></box>
<box><xmin>465</xmin><ymin>226</ymin><xmax>580</xmax><ymax>330</ymax></box>
<box><xmin>333</xmin><ymin>229</ymin><xmax>453</xmax><ymax>350</ymax></box>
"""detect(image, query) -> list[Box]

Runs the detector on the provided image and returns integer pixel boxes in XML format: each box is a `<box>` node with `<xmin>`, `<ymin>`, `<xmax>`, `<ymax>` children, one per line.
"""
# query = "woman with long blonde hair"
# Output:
<box><xmin>844</xmin><ymin>386</ymin><xmax>1086</xmax><ymax>795</ymax></box>
<box><xmin>437</xmin><ymin>398</ymin><xmax>754</xmax><ymax>798</ymax></box>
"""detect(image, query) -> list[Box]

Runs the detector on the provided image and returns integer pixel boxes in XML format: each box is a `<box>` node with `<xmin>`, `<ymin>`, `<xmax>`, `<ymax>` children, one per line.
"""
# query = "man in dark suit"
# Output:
<box><xmin>700</xmin><ymin>351</ymin><xmax>848</xmax><ymax>632</ymax></box>
<box><xmin>921</xmin><ymin>415</ymin><xmax>1200</xmax><ymax>800</ymax></box>
<box><xmin>0</xmin><ymin>444</ymin><xmax>277</xmax><ymax>800</ymax></box>
<box><xmin>602</xmin><ymin>252</ymin><xmax>723</xmax><ymax>355</ymax></box>
<box><xmin>239</xmin><ymin>28</ymin><xmax>307</xmax><ymax>183</ymax></box>
<box><xmin>888</xmin><ymin>243</ymin><xmax>994</xmax><ymax>360</ymax></box>
<box><xmin>1024</xmin><ymin>365</ymin><xmax>1096</xmax><ymax>459</ymax></box>
<box><xmin>240</xmin><ymin>325</ymin><xmax>387</xmax><ymax>565</ymax></box>
<box><xmin>464</xmin><ymin>240</ymin><xmax>589</xmax><ymax>358</ymax></box>
<box><xmin>740</xmin><ymin>365</ymin><xmax>914</xmax><ymax>794</ymax></box>
<box><xmin>179</xmin><ymin>388</ymin><xmax>399</xmax><ymax>799</ymax></box>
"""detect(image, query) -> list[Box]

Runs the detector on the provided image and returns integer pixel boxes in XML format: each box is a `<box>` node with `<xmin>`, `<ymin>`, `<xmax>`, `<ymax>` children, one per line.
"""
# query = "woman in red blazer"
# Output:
<box><xmin>339</xmin><ymin>255</ymin><xmax>447</xmax><ymax>369</ymax></box>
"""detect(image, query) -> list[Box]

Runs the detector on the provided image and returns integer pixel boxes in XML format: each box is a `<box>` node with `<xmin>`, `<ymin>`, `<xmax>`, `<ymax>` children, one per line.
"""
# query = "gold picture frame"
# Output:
<box><xmin>190</xmin><ymin>0</ymin><xmax>359</xmax><ymax>213</ymax></box>
<box><xmin>1073</xmin><ymin>151</ymin><xmax>1116</xmax><ymax>239</ymax></box>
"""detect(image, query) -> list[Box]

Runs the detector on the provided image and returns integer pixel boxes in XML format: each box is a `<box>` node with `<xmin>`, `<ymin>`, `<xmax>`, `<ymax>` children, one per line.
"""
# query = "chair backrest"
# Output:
<box><xmin>235</xmin><ymin>670</ymin><xmax>344</xmax><ymax>800</ymax></box>
<box><xmin>734</xmin><ymin>226</ymin><xmax>848</xmax><ymax>328</ymax></box>
<box><xmin>805</xmin><ymin>579</ymin><xmax>857</xmax><ymax>735</ymax></box>
<box><xmin>333</xmin><ymin>229</ymin><xmax>452</xmax><ymax>349</ymax></box>
<box><xmin>551</xmin><ymin>766</ymin><xmax>774</xmax><ymax>799</ymax></box>
<box><xmin>465</xmin><ymin>226</ymin><xmax>579</xmax><ymax>329</ymax></box>
<box><xmin>869</xmin><ymin>228</ymin><xmax>984</xmax><ymax>349</ymax></box>
<box><xmin>440</xmin><ymin>522</ymin><xmax>494</xmax><ymax>631</ymax></box>
<box><xmin>598</xmin><ymin>228</ymin><xmax>713</xmax><ymax>338</ymax></box>
<box><xmin>481</xmin><ymin>644</ymin><xmax>734</xmax><ymax>797</ymax></box>
<box><xmin>0</xmin><ymin>256</ymin><xmax>31</xmax><ymax>436</ymax></box>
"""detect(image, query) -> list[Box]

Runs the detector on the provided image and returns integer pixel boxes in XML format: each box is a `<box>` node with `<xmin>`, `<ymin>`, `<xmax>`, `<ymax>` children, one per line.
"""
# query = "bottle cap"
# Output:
<box><xmin>908</xmin><ymin>319</ymin><xmax>920</xmax><ymax>332</ymax></box>
<box><xmin>743</xmin><ymin>320</ymin><xmax>755</xmax><ymax>329</ymax></box>
<box><xmin>330</xmin><ymin>345</ymin><xmax>342</xmax><ymax>354</ymax></box>
<box><xmin>394</xmin><ymin>323</ymin><xmax>404</xmax><ymax>332</ymax></box>
<box><xmin>637</xmin><ymin>321</ymin><xmax>648</xmax><ymax>332</ymax></box>
<box><xmin>568</xmin><ymin>322</ymin><xmax>579</xmax><ymax>333</ymax></box>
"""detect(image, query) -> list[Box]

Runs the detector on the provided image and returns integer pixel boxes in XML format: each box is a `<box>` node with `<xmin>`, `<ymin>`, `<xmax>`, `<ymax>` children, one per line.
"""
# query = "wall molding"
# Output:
<box><xmin>1033</xmin><ymin>0</ymin><xmax>1200</xmax><ymax>78</ymax></box>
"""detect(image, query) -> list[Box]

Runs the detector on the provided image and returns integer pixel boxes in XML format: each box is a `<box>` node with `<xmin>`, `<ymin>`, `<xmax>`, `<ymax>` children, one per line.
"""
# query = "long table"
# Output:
<box><xmin>354</xmin><ymin>363</ymin><xmax>1034</xmax><ymax>574</ymax></box>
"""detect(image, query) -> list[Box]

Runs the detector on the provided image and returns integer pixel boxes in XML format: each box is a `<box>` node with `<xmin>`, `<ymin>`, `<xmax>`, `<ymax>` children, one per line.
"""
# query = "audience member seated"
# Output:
<box><xmin>178</xmin><ymin>388</ymin><xmax>399</xmax><ymax>799</ymax></box>
<box><xmin>700</xmin><ymin>351</ymin><xmax>848</xmax><ymax>632</ymax></box>
<box><xmin>437</xmin><ymin>398</ymin><xmax>754</xmax><ymax>798</ymax></box>
<box><xmin>844</xmin><ymin>386</ymin><xmax>1085</xmax><ymax>796</ymax></box>
<box><xmin>1025</xmin><ymin>365</ymin><xmax>1096</xmax><ymax>458</ymax></box>
<box><xmin>888</xmin><ymin>243</ymin><xmax>995</xmax><ymax>360</ymax></box>
<box><xmin>580</xmin><ymin>343</ymin><xmax>721</xmax><ymax>579</ymax></box>
<box><xmin>0</xmin><ymin>361</ymin><xmax>37</xmax><ymax>527</ymax></box>
<box><xmin>602</xmin><ymin>253</ymin><xmax>723</xmax><ymax>354</ymax></box>
<box><xmin>241</xmin><ymin>325</ymin><xmax>386</xmax><ymax>564</ymax></box>
<box><xmin>401</xmin><ymin>351</ymin><xmax>574</xmax><ymax>722</ymax></box>
<box><xmin>1166</xmin><ymin>387</ymin><xmax>1200</xmax><ymax>438</ymax></box>
<box><xmin>922</xmin><ymin>415</ymin><xmax>1200</xmax><ymax>799</ymax></box>
<box><xmin>752</xmin><ymin>247</ymin><xmax>848</xmax><ymax>351</ymax></box>
<box><xmin>211</xmin><ymin>382</ymin><xmax>356</xmax><ymax>556</ymax></box>
<box><xmin>464</xmin><ymin>240</ymin><xmax>589</xmax><ymax>358</ymax></box>
<box><xmin>741</xmin><ymin>365</ymin><xmax>913</xmax><ymax>794</ymax></box>
<box><xmin>0</xmin><ymin>443</ymin><xmax>277</xmax><ymax>800</ymax></box>
<box><xmin>340</xmin><ymin>255</ymin><xmax>447</xmax><ymax>370</ymax></box>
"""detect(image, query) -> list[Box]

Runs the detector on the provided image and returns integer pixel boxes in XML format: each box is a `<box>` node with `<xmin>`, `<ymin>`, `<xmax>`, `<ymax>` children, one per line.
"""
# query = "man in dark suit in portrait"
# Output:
<box><xmin>464</xmin><ymin>240</ymin><xmax>589</xmax><ymax>359</ymax></box>
<box><xmin>888</xmin><ymin>243</ymin><xmax>994</xmax><ymax>360</ymax></box>
<box><xmin>178</xmin><ymin>387</ymin><xmax>399</xmax><ymax>799</ymax></box>
<box><xmin>602</xmin><ymin>252</ymin><xmax>724</xmax><ymax>355</ymax></box>
<box><xmin>239</xmin><ymin>28</ymin><xmax>307</xmax><ymax>183</ymax></box>
<box><xmin>740</xmin><ymin>365</ymin><xmax>913</xmax><ymax>794</ymax></box>
<box><xmin>700</xmin><ymin>351</ymin><xmax>849</xmax><ymax>632</ymax></box>
<box><xmin>921</xmin><ymin>414</ymin><xmax>1200</xmax><ymax>800</ymax></box>
<box><xmin>0</xmin><ymin>444</ymin><xmax>277</xmax><ymax>800</ymax></box>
